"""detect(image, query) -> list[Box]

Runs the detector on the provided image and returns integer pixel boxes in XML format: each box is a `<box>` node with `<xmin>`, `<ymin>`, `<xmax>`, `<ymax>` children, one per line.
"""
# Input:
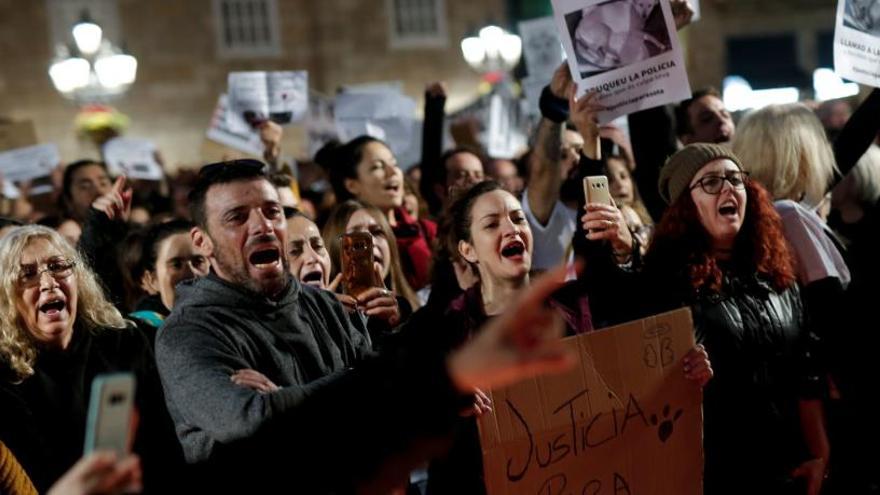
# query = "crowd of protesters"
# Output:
<box><xmin>1</xmin><ymin>4</ymin><xmax>880</xmax><ymax>494</ymax></box>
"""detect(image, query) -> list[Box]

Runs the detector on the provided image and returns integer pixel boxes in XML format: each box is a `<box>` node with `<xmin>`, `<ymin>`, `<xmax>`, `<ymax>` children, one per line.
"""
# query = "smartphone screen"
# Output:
<box><xmin>340</xmin><ymin>231</ymin><xmax>375</xmax><ymax>298</ymax></box>
<box><xmin>84</xmin><ymin>373</ymin><xmax>136</xmax><ymax>456</ymax></box>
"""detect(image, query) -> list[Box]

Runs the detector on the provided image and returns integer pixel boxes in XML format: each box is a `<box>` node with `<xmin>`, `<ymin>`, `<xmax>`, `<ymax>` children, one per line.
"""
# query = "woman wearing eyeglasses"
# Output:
<box><xmin>0</xmin><ymin>225</ymin><xmax>186</xmax><ymax>492</ymax></box>
<box><xmin>579</xmin><ymin>143</ymin><xmax>828</xmax><ymax>494</ymax></box>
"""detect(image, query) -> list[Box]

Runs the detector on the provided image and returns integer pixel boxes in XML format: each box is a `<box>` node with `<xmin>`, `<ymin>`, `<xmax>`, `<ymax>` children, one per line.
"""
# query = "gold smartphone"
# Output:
<box><xmin>340</xmin><ymin>231</ymin><xmax>375</xmax><ymax>298</ymax></box>
<box><xmin>583</xmin><ymin>175</ymin><xmax>613</xmax><ymax>206</ymax></box>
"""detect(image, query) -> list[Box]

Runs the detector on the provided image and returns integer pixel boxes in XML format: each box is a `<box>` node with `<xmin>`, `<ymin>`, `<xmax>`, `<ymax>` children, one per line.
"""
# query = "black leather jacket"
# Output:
<box><xmin>578</xmin><ymin>240</ymin><xmax>824</xmax><ymax>492</ymax></box>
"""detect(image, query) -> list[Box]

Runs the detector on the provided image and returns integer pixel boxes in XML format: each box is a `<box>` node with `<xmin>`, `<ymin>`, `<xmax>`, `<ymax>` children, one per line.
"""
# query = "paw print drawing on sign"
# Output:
<box><xmin>650</xmin><ymin>404</ymin><xmax>683</xmax><ymax>443</ymax></box>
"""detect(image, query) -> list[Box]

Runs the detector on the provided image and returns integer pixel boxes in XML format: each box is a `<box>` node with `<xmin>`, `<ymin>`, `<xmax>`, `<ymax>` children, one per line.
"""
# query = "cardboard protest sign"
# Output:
<box><xmin>551</xmin><ymin>0</ymin><xmax>692</xmax><ymax>123</ymax></box>
<box><xmin>834</xmin><ymin>0</ymin><xmax>880</xmax><ymax>88</ymax></box>
<box><xmin>334</xmin><ymin>91</ymin><xmax>418</xmax><ymax>163</ymax></box>
<box><xmin>479</xmin><ymin>307</ymin><xmax>702</xmax><ymax>495</ymax></box>
<box><xmin>0</xmin><ymin>121</ymin><xmax>38</xmax><ymax>151</ymax></box>
<box><xmin>206</xmin><ymin>94</ymin><xmax>265</xmax><ymax>157</ymax></box>
<box><xmin>519</xmin><ymin>16</ymin><xmax>566</xmax><ymax>80</ymax></box>
<box><xmin>227</xmin><ymin>71</ymin><xmax>309</xmax><ymax>132</ymax></box>
<box><xmin>103</xmin><ymin>137</ymin><xmax>164</xmax><ymax>181</ymax></box>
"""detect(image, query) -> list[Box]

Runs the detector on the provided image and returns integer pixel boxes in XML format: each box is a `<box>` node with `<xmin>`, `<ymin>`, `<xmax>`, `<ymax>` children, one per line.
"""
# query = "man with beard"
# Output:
<box><xmin>155</xmin><ymin>159</ymin><xmax>575</xmax><ymax>492</ymax></box>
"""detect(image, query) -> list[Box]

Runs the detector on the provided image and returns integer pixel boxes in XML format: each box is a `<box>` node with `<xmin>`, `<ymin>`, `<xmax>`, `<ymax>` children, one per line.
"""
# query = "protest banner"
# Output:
<box><xmin>551</xmin><ymin>0</ymin><xmax>692</xmax><ymax>123</ymax></box>
<box><xmin>334</xmin><ymin>90</ymin><xmax>418</xmax><ymax>164</ymax></box>
<box><xmin>103</xmin><ymin>137</ymin><xmax>164</xmax><ymax>181</ymax></box>
<box><xmin>0</xmin><ymin>144</ymin><xmax>60</xmax><ymax>184</ymax></box>
<box><xmin>306</xmin><ymin>91</ymin><xmax>339</xmax><ymax>158</ymax></box>
<box><xmin>479</xmin><ymin>307</ymin><xmax>702</xmax><ymax>495</ymax></box>
<box><xmin>0</xmin><ymin>121</ymin><xmax>38</xmax><ymax>151</ymax></box>
<box><xmin>227</xmin><ymin>71</ymin><xmax>309</xmax><ymax>132</ymax></box>
<box><xmin>206</xmin><ymin>94</ymin><xmax>265</xmax><ymax>157</ymax></box>
<box><xmin>520</xmin><ymin>16</ymin><xmax>565</xmax><ymax>80</ymax></box>
<box><xmin>834</xmin><ymin>0</ymin><xmax>880</xmax><ymax>88</ymax></box>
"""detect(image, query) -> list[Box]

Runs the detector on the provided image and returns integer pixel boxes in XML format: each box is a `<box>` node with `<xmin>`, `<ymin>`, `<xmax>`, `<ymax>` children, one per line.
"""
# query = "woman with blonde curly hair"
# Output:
<box><xmin>0</xmin><ymin>225</ymin><xmax>185</xmax><ymax>492</ymax></box>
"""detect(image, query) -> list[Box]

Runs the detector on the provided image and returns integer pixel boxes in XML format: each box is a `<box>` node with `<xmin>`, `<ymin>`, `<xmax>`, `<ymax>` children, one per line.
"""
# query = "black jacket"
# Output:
<box><xmin>156</xmin><ymin>273</ymin><xmax>467</xmax><ymax>493</ymax></box>
<box><xmin>0</xmin><ymin>323</ymin><xmax>185</xmax><ymax>493</ymax></box>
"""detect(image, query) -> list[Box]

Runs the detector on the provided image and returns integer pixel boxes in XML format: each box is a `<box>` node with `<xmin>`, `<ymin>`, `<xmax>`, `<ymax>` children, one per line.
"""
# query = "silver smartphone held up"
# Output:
<box><xmin>583</xmin><ymin>175</ymin><xmax>614</xmax><ymax>206</ymax></box>
<box><xmin>83</xmin><ymin>372</ymin><xmax>136</xmax><ymax>456</ymax></box>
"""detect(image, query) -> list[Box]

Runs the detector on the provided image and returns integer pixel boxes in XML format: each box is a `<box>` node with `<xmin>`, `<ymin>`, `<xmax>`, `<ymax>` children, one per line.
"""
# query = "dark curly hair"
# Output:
<box><xmin>645</xmin><ymin>178</ymin><xmax>797</xmax><ymax>293</ymax></box>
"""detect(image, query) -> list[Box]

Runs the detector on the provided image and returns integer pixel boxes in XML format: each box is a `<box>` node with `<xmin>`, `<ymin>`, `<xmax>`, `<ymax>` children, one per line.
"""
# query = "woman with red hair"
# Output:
<box><xmin>580</xmin><ymin>143</ymin><xmax>829</xmax><ymax>494</ymax></box>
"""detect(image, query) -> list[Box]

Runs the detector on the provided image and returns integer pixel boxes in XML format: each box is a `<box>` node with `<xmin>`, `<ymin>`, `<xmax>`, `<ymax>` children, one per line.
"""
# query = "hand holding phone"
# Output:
<box><xmin>340</xmin><ymin>231</ymin><xmax>376</xmax><ymax>299</ymax></box>
<box><xmin>583</xmin><ymin>175</ymin><xmax>614</xmax><ymax>207</ymax></box>
<box><xmin>84</xmin><ymin>373</ymin><xmax>136</xmax><ymax>457</ymax></box>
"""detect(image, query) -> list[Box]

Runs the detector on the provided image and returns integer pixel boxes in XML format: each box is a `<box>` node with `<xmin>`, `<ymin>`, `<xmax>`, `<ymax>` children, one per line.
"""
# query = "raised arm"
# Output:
<box><xmin>832</xmin><ymin>88</ymin><xmax>880</xmax><ymax>189</ymax></box>
<box><xmin>419</xmin><ymin>82</ymin><xmax>447</xmax><ymax>216</ymax></box>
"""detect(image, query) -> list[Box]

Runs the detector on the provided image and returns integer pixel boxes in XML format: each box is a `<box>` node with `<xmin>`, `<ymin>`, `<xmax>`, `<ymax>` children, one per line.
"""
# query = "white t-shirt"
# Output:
<box><xmin>776</xmin><ymin>200</ymin><xmax>851</xmax><ymax>288</ymax></box>
<box><xmin>523</xmin><ymin>188</ymin><xmax>577</xmax><ymax>271</ymax></box>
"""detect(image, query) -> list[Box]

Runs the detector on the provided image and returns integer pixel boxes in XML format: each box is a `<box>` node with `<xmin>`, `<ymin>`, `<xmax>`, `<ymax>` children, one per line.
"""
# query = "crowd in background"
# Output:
<box><xmin>1</xmin><ymin>5</ymin><xmax>880</xmax><ymax>495</ymax></box>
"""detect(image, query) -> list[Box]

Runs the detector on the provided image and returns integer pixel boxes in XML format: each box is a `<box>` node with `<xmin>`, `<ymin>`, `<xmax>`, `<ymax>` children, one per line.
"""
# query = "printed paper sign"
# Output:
<box><xmin>834</xmin><ymin>0</ymin><xmax>880</xmax><ymax>88</ymax></box>
<box><xmin>334</xmin><ymin>91</ymin><xmax>418</xmax><ymax>163</ymax></box>
<box><xmin>103</xmin><ymin>137</ymin><xmax>164</xmax><ymax>181</ymax></box>
<box><xmin>519</xmin><ymin>16</ymin><xmax>566</xmax><ymax>80</ymax></box>
<box><xmin>0</xmin><ymin>143</ymin><xmax>60</xmax><ymax>183</ymax></box>
<box><xmin>227</xmin><ymin>71</ymin><xmax>309</xmax><ymax>132</ymax></box>
<box><xmin>479</xmin><ymin>307</ymin><xmax>702</xmax><ymax>495</ymax></box>
<box><xmin>207</xmin><ymin>94</ymin><xmax>265</xmax><ymax>157</ymax></box>
<box><xmin>2</xmin><ymin>180</ymin><xmax>20</xmax><ymax>199</ymax></box>
<box><xmin>307</xmin><ymin>91</ymin><xmax>339</xmax><ymax>158</ymax></box>
<box><xmin>551</xmin><ymin>0</ymin><xmax>692</xmax><ymax>123</ymax></box>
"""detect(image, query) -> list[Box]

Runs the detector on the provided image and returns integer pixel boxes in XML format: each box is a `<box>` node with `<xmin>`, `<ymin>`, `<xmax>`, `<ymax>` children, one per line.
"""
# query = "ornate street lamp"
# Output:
<box><xmin>48</xmin><ymin>11</ymin><xmax>137</xmax><ymax>103</ymax></box>
<box><xmin>460</xmin><ymin>25</ymin><xmax>522</xmax><ymax>76</ymax></box>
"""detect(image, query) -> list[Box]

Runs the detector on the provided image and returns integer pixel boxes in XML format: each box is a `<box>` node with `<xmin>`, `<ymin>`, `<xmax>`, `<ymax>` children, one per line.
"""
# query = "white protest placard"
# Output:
<box><xmin>691</xmin><ymin>0</ymin><xmax>700</xmax><ymax>22</ymax></box>
<box><xmin>307</xmin><ymin>91</ymin><xmax>339</xmax><ymax>158</ymax></box>
<box><xmin>834</xmin><ymin>0</ymin><xmax>880</xmax><ymax>88</ymax></box>
<box><xmin>341</xmin><ymin>81</ymin><xmax>404</xmax><ymax>95</ymax></box>
<box><xmin>207</xmin><ymin>94</ymin><xmax>265</xmax><ymax>157</ymax></box>
<box><xmin>334</xmin><ymin>91</ymin><xmax>418</xmax><ymax>163</ymax></box>
<box><xmin>521</xmin><ymin>75</ymin><xmax>547</xmax><ymax>117</ymax></box>
<box><xmin>227</xmin><ymin>71</ymin><xmax>309</xmax><ymax>133</ymax></box>
<box><xmin>519</xmin><ymin>16</ymin><xmax>566</xmax><ymax>80</ymax></box>
<box><xmin>2</xmin><ymin>180</ymin><xmax>20</xmax><ymax>199</ymax></box>
<box><xmin>485</xmin><ymin>94</ymin><xmax>529</xmax><ymax>159</ymax></box>
<box><xmin>0</xmin><ymin>143</ymin><xmax>60</xmax><ymax>183</ymax></box>
<box><xmin>552</xmin><ymin>0</ymin><xmax>692</xmax><ymax>123</ymax></box>
<box><xmin>103</xmin><ymin>137</ymin><xmax>164</xmax><ymax>181</ymax></box>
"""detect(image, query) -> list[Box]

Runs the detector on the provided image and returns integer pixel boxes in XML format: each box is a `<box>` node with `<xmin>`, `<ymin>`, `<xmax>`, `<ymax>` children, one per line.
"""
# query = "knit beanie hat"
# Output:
<box><xmin>658</xmin><ymin>143</ymin><xmax>744</xmax><ymax>205</ymax></box>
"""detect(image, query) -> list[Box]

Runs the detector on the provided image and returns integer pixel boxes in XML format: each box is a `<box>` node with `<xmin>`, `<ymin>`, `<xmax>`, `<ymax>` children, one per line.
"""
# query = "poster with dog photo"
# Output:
<box><xmin>551</xmin><ymin>0</ymin><xmax>691</xmax><ymax>123</ymax></box>
<box><xmin>834</xmin><ymin>0</ymin><xmax>880</xmax><ymax>88</ymax></box>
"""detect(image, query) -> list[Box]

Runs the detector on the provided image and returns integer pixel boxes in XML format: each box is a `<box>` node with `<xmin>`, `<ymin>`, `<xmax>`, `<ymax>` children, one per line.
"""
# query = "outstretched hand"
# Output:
<box><xmin>447</xmin><ymin>264</ymin><xmax>577</xmax><ymax>392</ymax></box>
<box><xmin>549</xmin><ymin>62</ymin><xmax>575</xmax><ymax>100</ymax></box>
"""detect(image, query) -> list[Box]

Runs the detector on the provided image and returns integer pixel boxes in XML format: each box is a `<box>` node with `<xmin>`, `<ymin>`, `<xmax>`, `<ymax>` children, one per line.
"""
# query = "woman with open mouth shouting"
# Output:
<box><xmin>0</xmin><ymin>225</ymin><xmax>185</xmax><ymax>492</ymax></box>
<box><xmin>320</xmin><ymin>136</ymin><xmax>437</xmax><ymax>292</ymax></box>
<box><xmin>580</xmin><ymin>143</ymin><xmax>826</xmax><ymax>495</ymax></box>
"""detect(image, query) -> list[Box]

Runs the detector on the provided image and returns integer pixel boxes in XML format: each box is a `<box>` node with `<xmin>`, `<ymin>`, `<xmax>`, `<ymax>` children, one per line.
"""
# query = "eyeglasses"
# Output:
<box><xmin>689</xmin><ymin>171</ymin><xmax>749</xmax><ymax>195</ymax></box>
<box><xmin>19</xmin><ymin>259</ymin><xmax>76</xmax><ymax>286</ymax></box>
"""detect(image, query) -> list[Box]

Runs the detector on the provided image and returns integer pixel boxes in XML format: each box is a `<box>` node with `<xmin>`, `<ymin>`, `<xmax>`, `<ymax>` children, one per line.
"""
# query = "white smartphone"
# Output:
<box><xmin>583</xmin><ymin>175</ymin><xmax>614</xmax><ymax>206</ymax></box>
<box><xmin>83</xmin><ymin>372</ymin><xmax>136</xmax><ymax>456</ymax></box>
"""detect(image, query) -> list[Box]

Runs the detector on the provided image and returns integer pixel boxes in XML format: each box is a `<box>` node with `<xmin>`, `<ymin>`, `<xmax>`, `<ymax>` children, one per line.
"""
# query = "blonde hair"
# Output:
<box><xmin>0</xmin><ymin>226</ymin><xmax>128</xmax><ymax>383</ymax></box>
<box><xmin>733</xmin><ymin>103</ymin><xmax>837</xmax><ymax>206</ymax></box>
<box><xmin>832</xmin><ymin>144</ymin><xmax>880</xmax><ymax>210</ymax></box>
<box><xmin>322</xmin><ymin>200</ymin><xmax>421</xmax><ymax>310</ymax></box>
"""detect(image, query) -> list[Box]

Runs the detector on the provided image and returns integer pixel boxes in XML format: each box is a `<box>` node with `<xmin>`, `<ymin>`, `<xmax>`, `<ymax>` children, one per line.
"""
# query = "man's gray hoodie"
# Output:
<box><xmin>155</xmin><ymin>273</ymin><xmax>371</xmax><ymax>463</ymax></box>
